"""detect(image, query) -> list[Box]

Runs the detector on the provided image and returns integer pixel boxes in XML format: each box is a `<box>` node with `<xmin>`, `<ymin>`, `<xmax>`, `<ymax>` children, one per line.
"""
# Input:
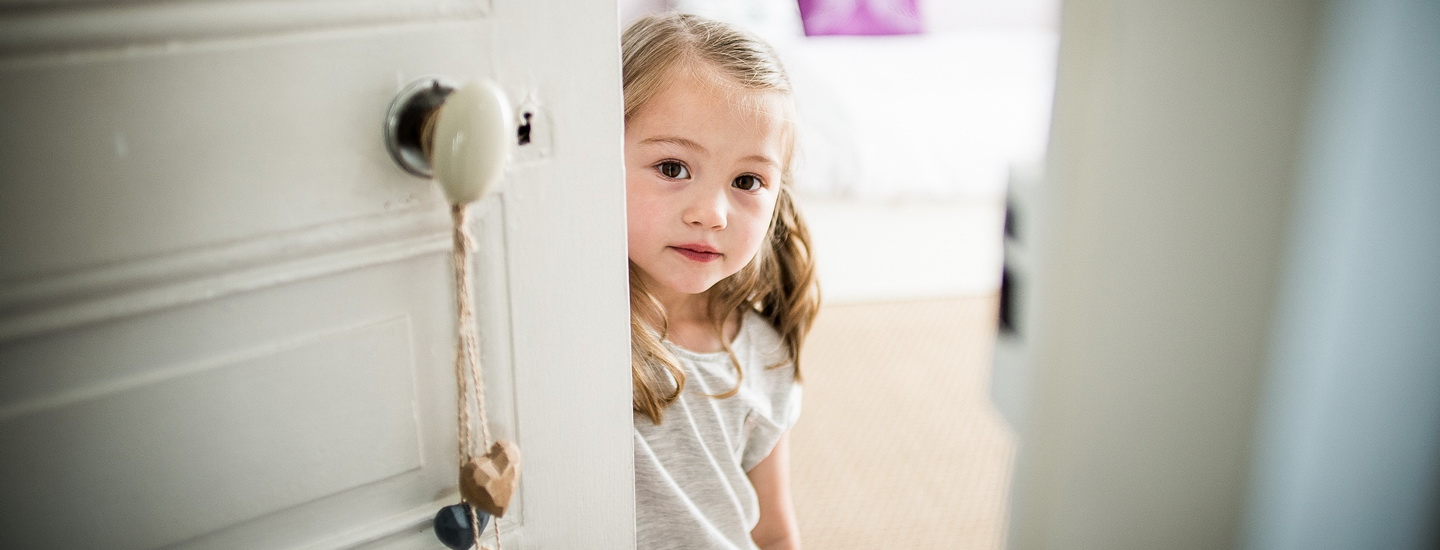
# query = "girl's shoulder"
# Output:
<box><xmin>735</xmin><ymin>310</ymin><xmax>798</xmax><ymax>402</ymax></box>
<box><xmin>738</xmin><ymin>309</ymin><xmax>788</xmax><ymax>364</ymax></box>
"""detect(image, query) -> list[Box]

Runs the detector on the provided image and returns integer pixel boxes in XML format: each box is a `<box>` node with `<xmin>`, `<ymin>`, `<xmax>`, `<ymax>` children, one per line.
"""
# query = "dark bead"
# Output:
<box><xmin>434</xmin><ymin>503</ymin><xmax>491</xmax><ymax>550</ymax></box>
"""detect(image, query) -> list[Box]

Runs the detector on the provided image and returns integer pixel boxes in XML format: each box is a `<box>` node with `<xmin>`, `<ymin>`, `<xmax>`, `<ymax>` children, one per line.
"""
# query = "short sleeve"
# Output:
<box><xmin>737</xmin><ymin>311</ymin><xmax>802</xmax><ymax>472</ymax></box>
<box><xmin>741</xmin><ymin>380</ymin><xmax>802</xmax><ymax>472</ymax></box>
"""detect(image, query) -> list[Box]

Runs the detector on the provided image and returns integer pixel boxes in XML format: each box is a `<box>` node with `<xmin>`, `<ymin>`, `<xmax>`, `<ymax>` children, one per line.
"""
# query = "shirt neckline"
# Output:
<box><xmin>663</xmin><ymin>311</ymin><xmax>752</xmax><ymax>362</ymax></box>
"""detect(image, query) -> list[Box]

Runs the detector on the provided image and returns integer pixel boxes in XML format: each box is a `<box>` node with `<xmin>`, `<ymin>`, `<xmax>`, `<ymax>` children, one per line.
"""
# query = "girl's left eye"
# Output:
<box><xmin>656</xmin><ymin>161</ymin><xmax>690</xmax><ymax>179</ymax></box>
<box><xmin>732</xmin><ymin>175</ymin><xmax>764</xmax><ymax>191</ymax></box>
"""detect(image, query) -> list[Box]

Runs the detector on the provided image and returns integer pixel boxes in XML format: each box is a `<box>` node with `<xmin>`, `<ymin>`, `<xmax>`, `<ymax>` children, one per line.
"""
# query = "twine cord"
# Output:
<box><xmin>453</xmin><ymin>204</ymin><xmax>494</xmax><ymax>449</ymax></box>
<box><xmin>451</xmin><ymin>203</ymin><xmax>500</xmax><ymax>549</ymax></box>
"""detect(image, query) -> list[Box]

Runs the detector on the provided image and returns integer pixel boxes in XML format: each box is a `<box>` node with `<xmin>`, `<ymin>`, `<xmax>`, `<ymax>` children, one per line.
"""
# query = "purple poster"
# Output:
<box><xmin>797</xmin><ymin>0</ymin><xmax>924</xmax><ymax>36</ymax></box>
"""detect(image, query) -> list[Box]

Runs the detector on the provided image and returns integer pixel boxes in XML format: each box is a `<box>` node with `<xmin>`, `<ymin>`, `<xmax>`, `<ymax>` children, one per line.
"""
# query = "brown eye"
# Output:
<box><xmin>732</xmin><ymin>175</ymin><xmax>763</xmax><ymax>191</ymax></box>
<box><xmin>657</xmin><ymin>161</ymin><xmax>689</xmax><ymax>179</ymax></box>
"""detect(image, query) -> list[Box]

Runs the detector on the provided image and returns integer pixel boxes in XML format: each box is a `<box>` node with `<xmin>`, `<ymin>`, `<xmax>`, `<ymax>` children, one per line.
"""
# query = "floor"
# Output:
<box><xmin>788</xmin><ymin>197</ymin><xmax>1016</xmax><ymax>549</ymax></box>
<box><xmin>790</xmin><ymin>297</ymin><xmax>1015</xmax><ymax>549</ymax></box>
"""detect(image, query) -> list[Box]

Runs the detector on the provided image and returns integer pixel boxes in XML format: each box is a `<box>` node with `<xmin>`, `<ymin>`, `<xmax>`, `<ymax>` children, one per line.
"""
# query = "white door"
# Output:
<box><xmin>0</xmin><ymin>1</ymin><xmax>634</xmax><ymax>548</ymax></box>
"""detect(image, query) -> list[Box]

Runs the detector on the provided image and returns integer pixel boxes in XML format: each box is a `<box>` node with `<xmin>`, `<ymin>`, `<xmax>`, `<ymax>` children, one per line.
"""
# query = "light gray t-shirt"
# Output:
<box><xmin>634</xmin><ymin>310</ymin><xmax>803</xmax><ymax>550</ymax></box>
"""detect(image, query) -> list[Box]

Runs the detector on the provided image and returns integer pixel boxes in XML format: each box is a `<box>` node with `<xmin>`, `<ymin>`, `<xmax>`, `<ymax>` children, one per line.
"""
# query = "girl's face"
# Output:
<box><xmin>625</xmin><ymin>71</ymin><xmax>789</xmax><ymax>306</ymax></box>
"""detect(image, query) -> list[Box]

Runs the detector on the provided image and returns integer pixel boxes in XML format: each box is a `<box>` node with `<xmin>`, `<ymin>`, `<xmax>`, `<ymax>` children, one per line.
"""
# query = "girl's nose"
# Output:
<box><xmin>682</xmin><ymin>184</ymin><xmax>728</xmax><ymax>230</ymax></box>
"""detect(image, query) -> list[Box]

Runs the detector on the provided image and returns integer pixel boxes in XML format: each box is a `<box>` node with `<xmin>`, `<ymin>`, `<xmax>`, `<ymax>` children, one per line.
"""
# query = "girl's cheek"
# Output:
<box><xmin>627</xmin><ymin>200</ymin><xmax>666</xmax><ymax>234</ymax></box>
<box><xmin>736</xmin><ymin>191</ymin><xmax>779</xmax><ymax>218</ymax></box>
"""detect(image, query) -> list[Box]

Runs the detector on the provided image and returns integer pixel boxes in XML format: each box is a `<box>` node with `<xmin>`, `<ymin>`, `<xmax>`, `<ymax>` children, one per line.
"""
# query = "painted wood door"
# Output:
<box><xmin>0</xmin><ymin>1</ymin><xmax>634</xmax><ymax>548</ymax></box>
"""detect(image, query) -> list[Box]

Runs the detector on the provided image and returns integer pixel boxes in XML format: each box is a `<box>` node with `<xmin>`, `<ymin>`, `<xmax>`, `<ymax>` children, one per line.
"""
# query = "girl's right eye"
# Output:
<box><xmin>656</xmin><ymin>161</ymin><xmax>690</xmax><ymax>180</ymax></box>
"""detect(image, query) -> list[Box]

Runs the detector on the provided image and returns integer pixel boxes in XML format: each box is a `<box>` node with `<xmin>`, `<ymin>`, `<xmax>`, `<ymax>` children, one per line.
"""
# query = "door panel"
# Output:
<box><xmin>0</xmin><ymin>21</ymin><xmax>490</xmax><ymax>300</ymax></box>
<box><xmin>2</xmin><ymin>256</ymin><xmax>461</xmax><ymax>548</ymax></box>
<box><xmin>0</xmin><ymin>1</ymin><xmax>632</xmax><ymax>548</ymax></box>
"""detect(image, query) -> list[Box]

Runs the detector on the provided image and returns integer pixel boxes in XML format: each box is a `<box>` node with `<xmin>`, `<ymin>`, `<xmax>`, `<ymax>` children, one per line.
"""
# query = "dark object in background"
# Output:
<box><xmin>434</xmin><ymin>503</ymin><xmax>491</xmax><ymax>550</ymax></box>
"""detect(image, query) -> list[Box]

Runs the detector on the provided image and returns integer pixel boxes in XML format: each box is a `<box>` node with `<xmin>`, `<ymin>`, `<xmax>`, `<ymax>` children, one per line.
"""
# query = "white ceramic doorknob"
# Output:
<box><xmin>384</xmin><ymin>78</ymin><xmax>513</xmax><ymax>204</ymax></box>
<box><xmin>430</xmin><ymin>79</ymin><xmax>512</xmax><ymax>204</ymax></box>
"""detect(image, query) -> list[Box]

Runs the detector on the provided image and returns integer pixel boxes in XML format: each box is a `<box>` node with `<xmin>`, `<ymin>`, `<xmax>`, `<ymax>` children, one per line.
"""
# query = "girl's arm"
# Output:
<box><xmin>748</xmin><ymin>433</ymin><xmax>801</xmax><ymax>550</ymax></box>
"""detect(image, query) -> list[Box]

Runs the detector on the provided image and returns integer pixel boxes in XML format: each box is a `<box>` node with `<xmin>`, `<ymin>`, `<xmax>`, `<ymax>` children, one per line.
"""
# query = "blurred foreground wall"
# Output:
<box><xmin>1000</xmin><ymin>1</ymin><xmax>1439</xmax><ymax>548</ymax></box>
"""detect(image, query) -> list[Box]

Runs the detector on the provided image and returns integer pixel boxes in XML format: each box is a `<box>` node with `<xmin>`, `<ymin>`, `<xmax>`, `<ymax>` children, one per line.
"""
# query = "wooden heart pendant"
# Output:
<box><xmin>459</xmin><ymin>440</ymin><xmax>522</xmax><ymax>517</ymax></box>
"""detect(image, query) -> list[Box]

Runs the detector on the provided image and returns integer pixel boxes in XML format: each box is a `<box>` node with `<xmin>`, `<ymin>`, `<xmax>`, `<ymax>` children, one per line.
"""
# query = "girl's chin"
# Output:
<box><xmin>631</xmin><ymin>265</ymin><xmax>722</xmax><ymax>294</ymax></box>
<box><xmin>661</xmin><ymin>281</ymin><xmax>718</xmax><ymax>296</ymax></box>
<box><xmin>647</xmin><ymin>276</ymin><xmax>722</xmax><ymax>298</ymax></box>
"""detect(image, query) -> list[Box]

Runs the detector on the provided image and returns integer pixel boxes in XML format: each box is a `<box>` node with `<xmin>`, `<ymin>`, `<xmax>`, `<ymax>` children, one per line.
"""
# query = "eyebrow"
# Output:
<box><xmin>742</xmin><ymin>154</ymin><xmax>780</xmax><ymax>168</ymax></box>
<box><xmin>639</xmin><ymin>136</ymin><xmax>707</xmax><ymax>154</ymax></box>
<box><xmin>639</xmin><ymin>136</ymin><xmax>779</xmax><ymax>168</ymax></box>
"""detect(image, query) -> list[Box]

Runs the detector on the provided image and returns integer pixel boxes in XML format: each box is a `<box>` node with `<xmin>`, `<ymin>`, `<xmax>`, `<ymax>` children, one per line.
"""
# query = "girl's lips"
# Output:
<box><xmin>670</xmin><ymin>245</ymin><xmax>721</xmax><ymax>262</ymax></box>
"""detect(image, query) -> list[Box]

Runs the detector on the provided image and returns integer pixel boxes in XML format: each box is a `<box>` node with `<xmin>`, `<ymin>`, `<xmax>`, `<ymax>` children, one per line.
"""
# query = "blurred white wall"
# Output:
<box><xmin>1003</xmin><ymin>0</ymin><xmax>1440</xmax><ymax>548</ymax></box>
<box><xmin>1002</xmin><ymin>1</ymin><xmax>1316</xmax><ymax>546</ymax></box>
<box><xmin>1243</xmin><ymin>1</ymin><xmax>1440</xmax><ymax>548</ymax></box>
<box><xmin>921</xmin><ymin>0</ymin><xmax>1058</xmax><ymax>32</ymax></box>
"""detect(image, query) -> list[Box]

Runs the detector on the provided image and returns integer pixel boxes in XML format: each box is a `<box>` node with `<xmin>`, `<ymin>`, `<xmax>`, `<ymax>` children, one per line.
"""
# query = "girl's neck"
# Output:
<box><xmin>651</xmin><ymin>289</ymin><xmax>738</xmax><ymax>354</ymax></box>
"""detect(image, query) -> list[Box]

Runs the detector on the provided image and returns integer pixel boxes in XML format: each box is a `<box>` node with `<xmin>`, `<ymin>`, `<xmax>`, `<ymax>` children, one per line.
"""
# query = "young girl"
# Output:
<box><xmin>623</xmin><ymin>12</ymin><xmax>820</xmax><ymax>550</ymax></box>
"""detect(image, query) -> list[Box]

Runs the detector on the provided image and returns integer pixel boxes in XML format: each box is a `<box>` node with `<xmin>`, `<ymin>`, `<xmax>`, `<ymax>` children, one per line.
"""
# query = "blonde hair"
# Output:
<box><xmin>623</xmin><ymin>12</ymin><xmax>821</xmax><ymax>424</ymax></box>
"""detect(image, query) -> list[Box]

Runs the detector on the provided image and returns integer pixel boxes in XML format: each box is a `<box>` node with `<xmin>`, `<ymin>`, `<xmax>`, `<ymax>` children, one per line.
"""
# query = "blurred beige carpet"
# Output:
<box><xmin>791</xmin><ymin>297</ymin><xmax>1015</xmax><ymax>549</ymax></box>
